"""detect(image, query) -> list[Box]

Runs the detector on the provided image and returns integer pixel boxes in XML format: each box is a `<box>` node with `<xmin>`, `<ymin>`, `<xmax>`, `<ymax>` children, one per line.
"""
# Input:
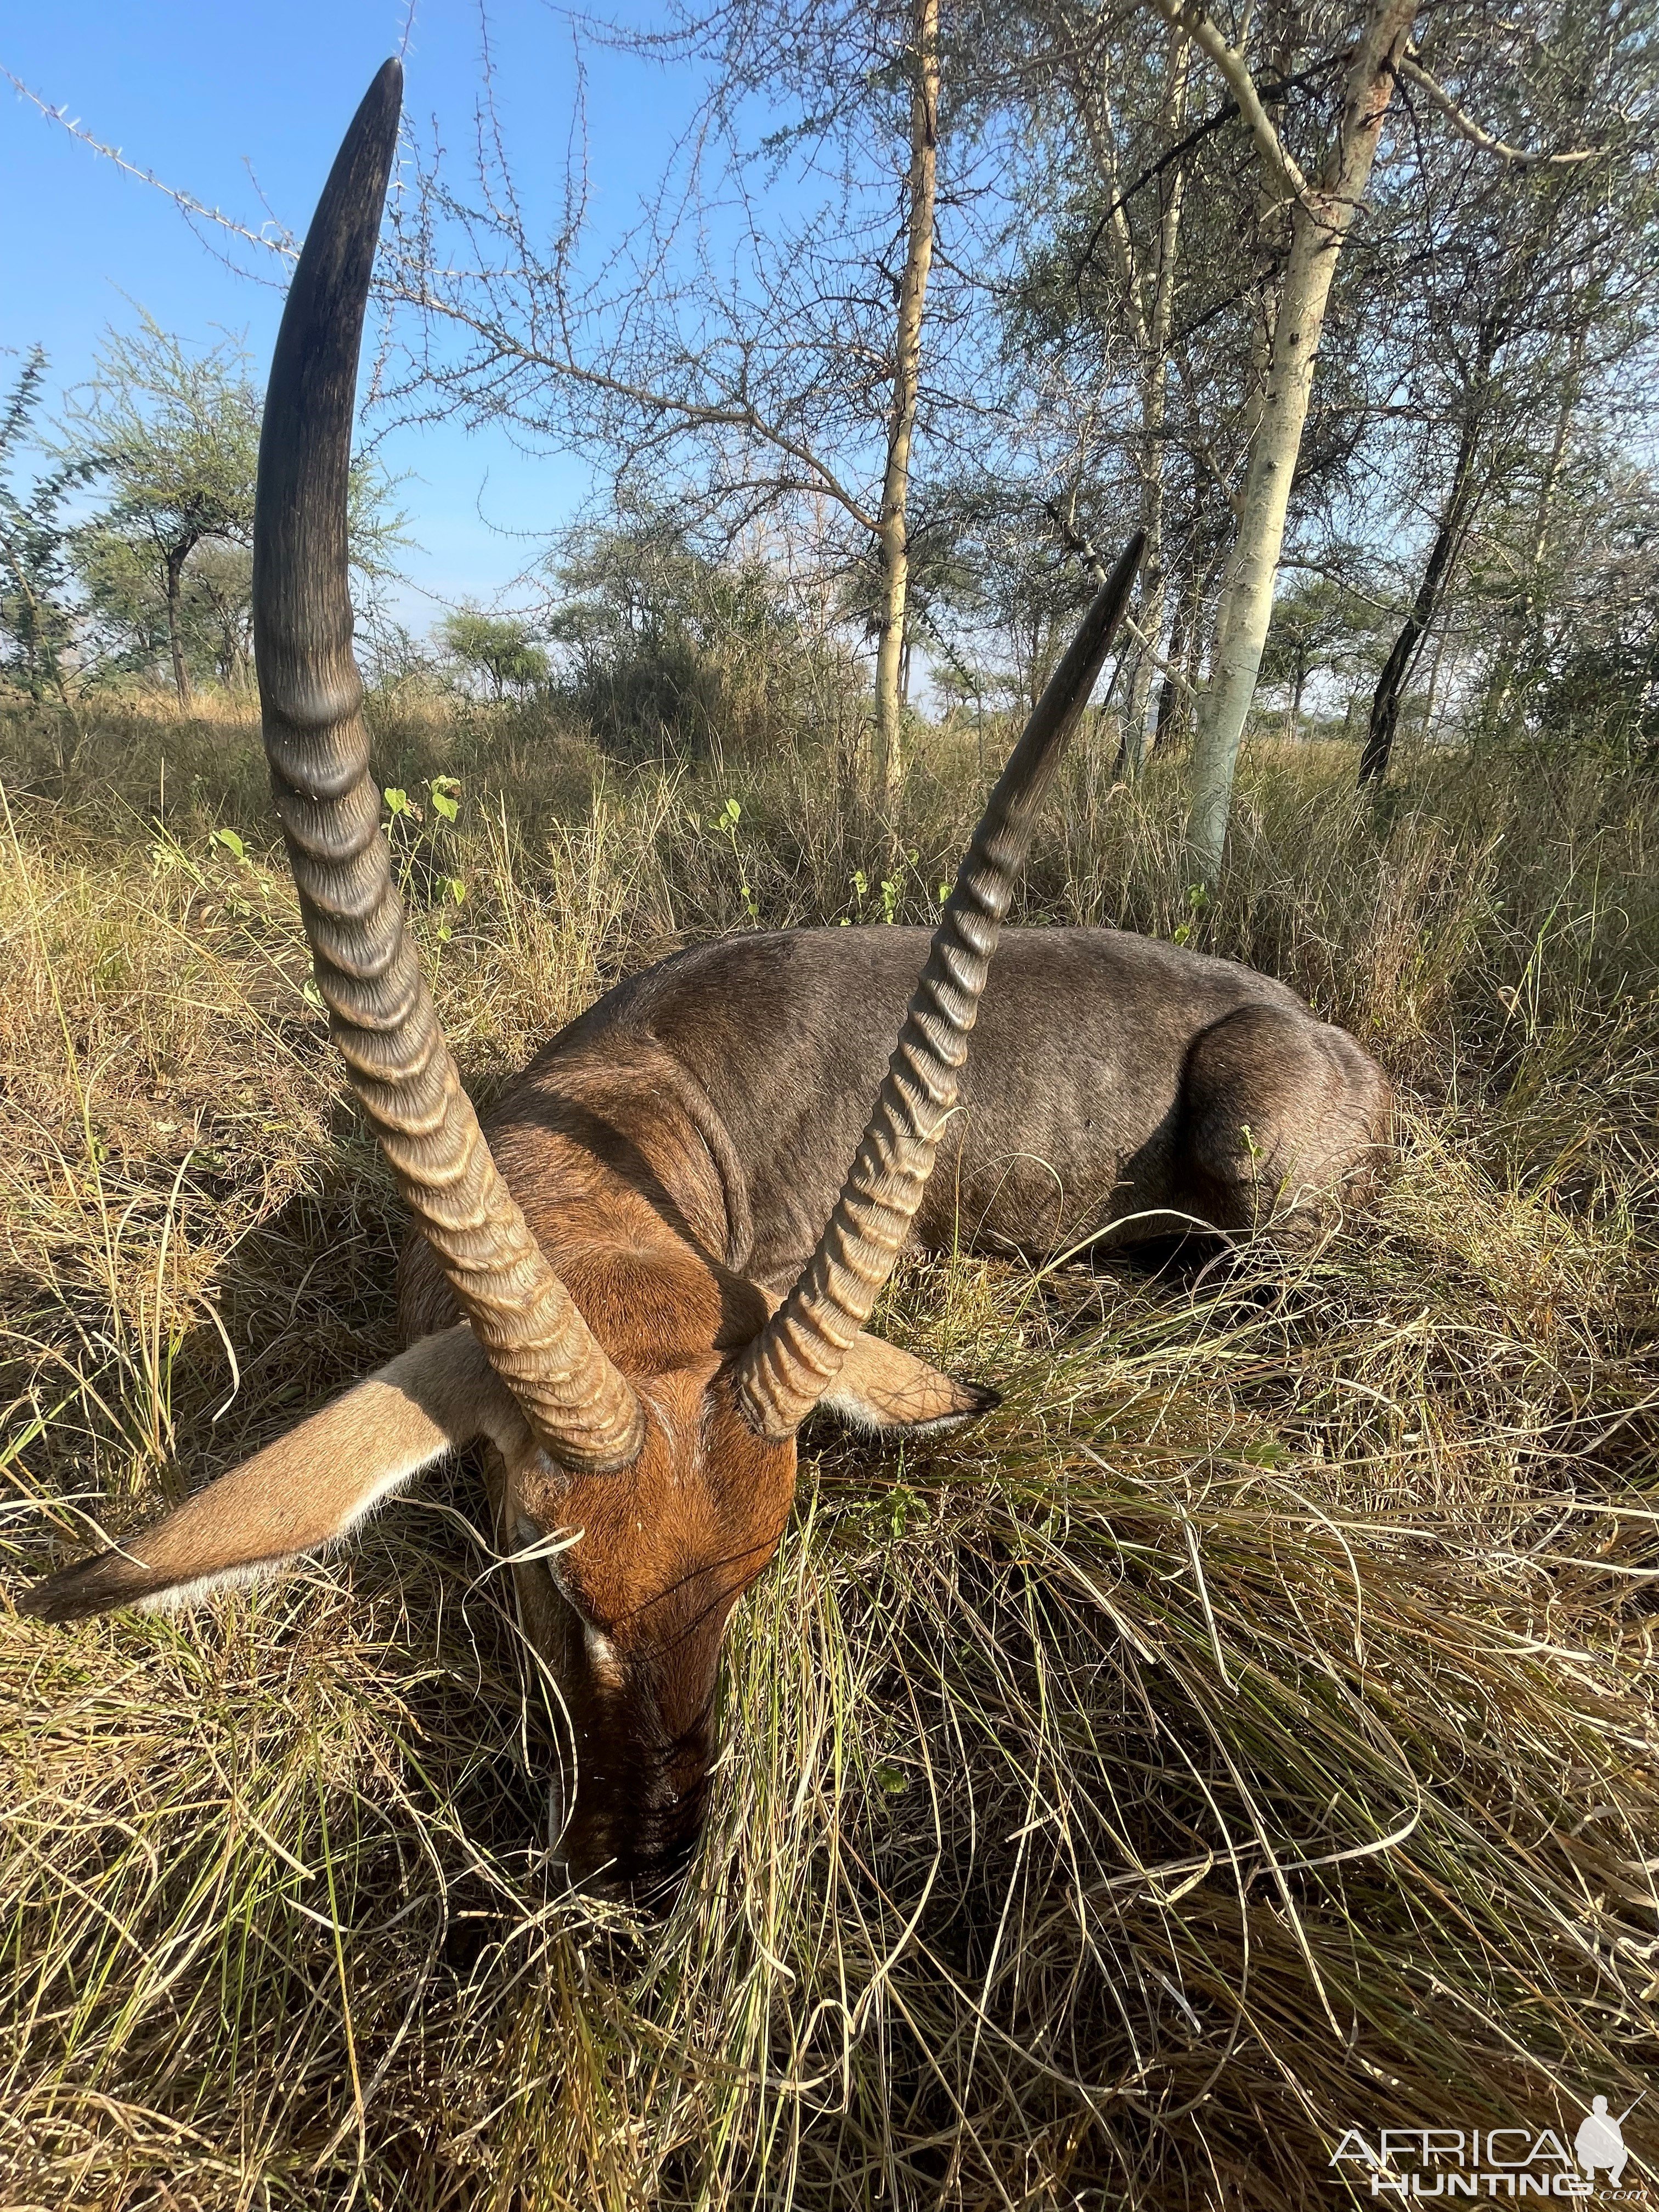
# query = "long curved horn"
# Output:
<box><xmin>736</xmin><ymin>535</ymin><xmax>1144</xmax><ymax>1441</ymax></box>
<box><xmin>252</xmin><ymin>61</ymin><xmax>644</xmax><ymax>1475</ymax></box>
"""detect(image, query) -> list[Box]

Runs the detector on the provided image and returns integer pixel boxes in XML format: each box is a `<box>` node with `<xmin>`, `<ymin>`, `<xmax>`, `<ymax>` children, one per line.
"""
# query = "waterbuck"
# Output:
<box><xmin>21</xmin><ymin>62</ymin><xmax>1391</xmax><ymax>1891</ymax></box>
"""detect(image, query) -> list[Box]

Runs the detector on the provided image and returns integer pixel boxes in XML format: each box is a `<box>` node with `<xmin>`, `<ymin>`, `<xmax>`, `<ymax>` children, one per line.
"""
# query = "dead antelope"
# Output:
<box><xmin>22</xmin><ymin>62</ymin><xmax>1391</xmax><ymax>1892</ymax></box>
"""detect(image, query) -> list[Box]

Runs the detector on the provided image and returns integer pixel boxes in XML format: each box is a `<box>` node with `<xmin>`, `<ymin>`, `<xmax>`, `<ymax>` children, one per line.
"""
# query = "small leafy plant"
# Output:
<box><xmin>384</xmin><ymin>775</ymin><xmax>468</xmax><ymax>943</ymax></box>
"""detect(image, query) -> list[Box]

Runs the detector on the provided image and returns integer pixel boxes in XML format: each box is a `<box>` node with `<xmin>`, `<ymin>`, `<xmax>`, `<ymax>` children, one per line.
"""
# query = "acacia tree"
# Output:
<box><xmin>1091</xmin><ymin>0</ymin><xmax>1613</xmax><ymax>873</ymax></box>
<box><xmin>383</xmin><ymin>0</ymin><xmax>975</xmax><ymax>794</ymax></box>
<box><xmin>1260</xmin><ymin>572</ymin><xmax>1384</xmax><ymax>737</ymax></box>
<box><xmin>1357</xmin><ymin>0</ymin><xmax>1656</xmax><ymax>783</ymax></box>
<box><xmin>1358</xmin><ymin>434</ymin><xmax>1483</xmax><ymax>777</ymax></box>
<box><xmin>441</xmin><ymin>607</ymin><xmax>550</xmax><ymax>699</ymax></box>
<box><xmin>65</xmin><ymin>317</ymin><xmax>261</xmax><ymax>707</ymax></box>
<box><xmin>1135</xmin><ymin>0</ymin><xmax>1420</xmax><ymax>874</ymax></box>
<box><xmin>1519</xmin><ymin>447</ymin><xmax>1659</xmax><ymax>757</ymax></box>
<box><xmin>1041</xmin><ymin>12</ymin><xmax>1197</xmax><ymax>774</ymax></box>
<box><xmin>998</xmin><ymin>0</ymin><xmax>1380</xmax><ymax>781</ymax></box>
<box><xmin>0</xmin><ymin>349</ymin><xmax>81</xmax><ymax>708</ymax></box>
<box><xmin>874</xmin><ymin>0</ymin><xmax>941</xmax><ymax>790</ymax></box>
<box><xmin>64</xmin><ymin>315</ymin><xmax>406</xmax><ymax>698</ymax></box>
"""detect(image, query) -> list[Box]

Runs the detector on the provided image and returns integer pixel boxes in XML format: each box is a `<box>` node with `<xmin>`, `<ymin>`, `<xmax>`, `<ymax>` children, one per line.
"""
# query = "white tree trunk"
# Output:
<box><xmin>1186</xmin><ymin>0</ymin><xmax>1419</xmax><ymax>879</ymax></box>
<box><xmin>1485</xmin><ymin>334</ymin><xmax>1582</xmax><ymax>729</ymax></box>
<box><xmin>874</xmin><ymin>0</ymin><xmax>940</xmax><ymax>798</ymax></box>
<box><xmin>1078</xmin><ymin>28</ymin><xmax>1190</xmax><ymax>780</ymax></box>
<box><xmin>1121</xmin><ymin>89</ymin><xmax>1188</xmax><ymax>774</ymax></box>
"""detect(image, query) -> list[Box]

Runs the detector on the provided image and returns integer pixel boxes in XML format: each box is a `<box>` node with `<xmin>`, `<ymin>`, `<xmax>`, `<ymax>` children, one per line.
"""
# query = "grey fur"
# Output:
<box><xmin>458</xmin><ymin>924</ymin><xmax>1390</xmax><ymax>1295</ymax></box>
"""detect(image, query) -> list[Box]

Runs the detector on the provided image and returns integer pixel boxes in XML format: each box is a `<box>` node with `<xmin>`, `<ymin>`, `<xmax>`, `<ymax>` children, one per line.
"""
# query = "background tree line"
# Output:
<box><xmin>0</xmin><ymin>317</ymin><xmax>404</xmax><ymax>711</ymax></box>
<box><xmin>8</xmin><ymin>0</ymin><xmax>1659</xmax><ymax>876</ymax></box>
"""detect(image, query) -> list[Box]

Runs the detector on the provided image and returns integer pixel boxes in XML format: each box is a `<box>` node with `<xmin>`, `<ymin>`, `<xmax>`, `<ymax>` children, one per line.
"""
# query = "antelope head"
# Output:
<box><xmin>21</xmin><ymin>61</ymin><xmax>1142</xmax><ymax>1895</ymax></box>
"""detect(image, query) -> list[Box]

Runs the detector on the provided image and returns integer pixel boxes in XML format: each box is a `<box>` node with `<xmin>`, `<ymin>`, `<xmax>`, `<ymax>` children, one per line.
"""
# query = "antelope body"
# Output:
<box><xmin>22</xmin><ymin>63</ymin><xmax>1390</xmax><ymax>1893</ymax></box>
<box><xmin>453</xmin><ymin>926</ymin><xmax>1387</xmax><ymax>1305</ymax></box>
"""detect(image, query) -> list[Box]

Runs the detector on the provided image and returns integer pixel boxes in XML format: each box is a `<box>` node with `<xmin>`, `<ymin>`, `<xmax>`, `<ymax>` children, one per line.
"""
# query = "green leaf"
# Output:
<box><xmin>1240</xmin><ymin>1437</ymin><xmax>1288</xmax><ymax>1469</ymax></box>
<box><xmin>383</xmin><ymin>787</ymin><xmax>410</xmax><ymax>818</ymax></box>
<box><xmin>211</xmin><ymin>827</ymin><xmax>246</xmax><ymax>862</ymax></box>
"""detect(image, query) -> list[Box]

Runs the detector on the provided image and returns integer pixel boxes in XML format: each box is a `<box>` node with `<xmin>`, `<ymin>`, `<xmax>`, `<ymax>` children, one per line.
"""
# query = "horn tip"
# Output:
<box><xmin>349</xmin><ymin>58</ymin><xmax>404</xmax><ymax>155</ymax></box>
<box><xmin>364</xmin><ymin>56</ymin><xmax>404</xmax><ymax>137</ymax></box>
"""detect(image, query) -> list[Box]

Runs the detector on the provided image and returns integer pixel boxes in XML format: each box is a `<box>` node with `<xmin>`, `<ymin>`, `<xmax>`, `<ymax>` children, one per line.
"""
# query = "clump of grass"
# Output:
<box><xmin>2</xmin><ymin>696</ymin><xmax>1658</xmax><ymax>2208</ymax></box>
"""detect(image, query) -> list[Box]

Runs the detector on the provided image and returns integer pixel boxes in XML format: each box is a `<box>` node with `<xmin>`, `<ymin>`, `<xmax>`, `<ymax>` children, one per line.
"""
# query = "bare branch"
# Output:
<box><xmin>388</xmin><ymin>284</ymin><xmax>885</xmax><ymax>531</ymax></box>
<box><xmin>1398</xmin><ymin>54</ymin><xmax>1606</xmax><ymax>167</ymax></box>
<box><xmin>3</xmin><ymin>70</ymin><xmax>297</xmax><ymax>263</ymax></box>
<box><xmin>1140</xmin><ymin>0</ymin><xmax>1311</xmax><ymax>204</ymax></box>
<box><xmin>8</xmin><ymin>71</ymin><xmax>883</xmax><ymax>532</ymax></box>
<box><xmin>1046</xmin><ymin>498</ymin><xmax>1200</xmax><ymax>698</ymax></box>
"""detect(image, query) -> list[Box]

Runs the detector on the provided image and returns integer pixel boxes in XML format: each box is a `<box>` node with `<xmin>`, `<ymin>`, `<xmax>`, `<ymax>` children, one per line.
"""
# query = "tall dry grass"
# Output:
<box><xmin>2</xmin><ymin>694</ymin><xmax>1658</xmax><ymax>2209</ymax></box>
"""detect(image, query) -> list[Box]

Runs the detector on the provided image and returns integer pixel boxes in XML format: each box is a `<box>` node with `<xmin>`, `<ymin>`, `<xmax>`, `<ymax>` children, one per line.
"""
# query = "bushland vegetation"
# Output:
<box><xmin>3</xmin><ymin>669</ymin><xmax>1657</xmax><ymax>2207</ymax></box>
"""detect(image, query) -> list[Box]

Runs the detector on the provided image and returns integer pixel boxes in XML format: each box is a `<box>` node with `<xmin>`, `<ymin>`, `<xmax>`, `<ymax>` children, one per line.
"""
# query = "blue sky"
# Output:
<box><xmin>1</xmin><ymin>1</ymin><xmax>703</xmax><ymax>627</ymax></box>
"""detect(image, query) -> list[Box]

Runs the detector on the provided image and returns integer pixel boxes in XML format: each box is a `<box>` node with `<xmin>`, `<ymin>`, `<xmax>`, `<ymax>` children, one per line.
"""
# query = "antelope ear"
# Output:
<box><xmin>819</xmin><ymin>1335</ymin><xmax>1000</xmax><ymax>1435</ymax></box>
<box><xmin>19</xmin><ymin>1328</ymin><xmax>526</xmax><ymax>1624</ymax></box>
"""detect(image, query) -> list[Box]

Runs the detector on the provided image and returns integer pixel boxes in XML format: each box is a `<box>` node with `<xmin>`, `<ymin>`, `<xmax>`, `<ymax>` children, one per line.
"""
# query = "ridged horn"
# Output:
<box><xmin>735</xmin><ymin>534</ymin><xmax>1145</xmax><ymax>1441</ymax></box>
<box><xmin>252</xmin><ymin>61</ymin><xmax>644</xmax><ymax>1475</ymax></box>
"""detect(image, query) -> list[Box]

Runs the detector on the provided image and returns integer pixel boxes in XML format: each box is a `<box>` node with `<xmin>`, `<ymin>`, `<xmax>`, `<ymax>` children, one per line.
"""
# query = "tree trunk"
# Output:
<box><xmin>874</xmin><ymin>0</ymin><xmax>940</xmax><ymax>799</ymax></box>
<box><xmin>6</xmin><ymin>562</ymin><xmax>53</xmax><ymax>706</ymax></box>
<box><xmin>1114</xmin><ymin>646</ymin><xmax>1144</xmax><ymax>777</ymax></box>
<box><xmin>1153</xmin><ymin>592</ymin><xmax>1191</xmax><ymax>753</ymax></box>
<box><xmin>1484</xmin><ymin>340</ymin><xmax>1582</xmax><ymax>732</ymax></box>
<box><xmin>1121</xmin><ymin>37</ymin><xmax>1191</xmax><ymax>778</ymax></box>
<box><xmin>1360</xmin><ymin>407</ymin><xmax>1482</xmax><ymax>785</ymax></box>
<box><xmin>1421</xmin><ymin>616</ymin><xmax>1450</xmax><ymax>741</ymax></box>
<box><xmin>1186</xmin><ymin>0</ymin><xmax>1419</xmax><ymax>881</ymax></box>
<box><xmin>165</xmin><ymin>544</ymin><xmax>193</xmax><ymax>709</ymax></box>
